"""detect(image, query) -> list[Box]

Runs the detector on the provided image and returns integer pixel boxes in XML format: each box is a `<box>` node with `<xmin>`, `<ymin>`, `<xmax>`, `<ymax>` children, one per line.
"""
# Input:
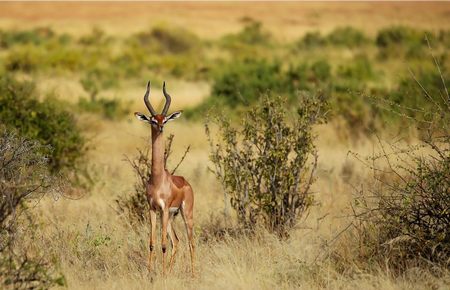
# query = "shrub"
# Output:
<box><xmin>345</xmin><ymin>61</ymin><xmax>450</xmax><ymax>272</ymax></box>
<box><xmin>79</xmin><ymin>27</ymin><xmax>110</xmax><ymax>46</ymax></box>
<box><xmin>211</xmin><ymin>59</ymin><xmax>286</xmax><ymax>107</ymax></box>
<box><xmin>336</xmin><ymin>54</ymin><xmax>374</xmax><ymax>81</ymax></box>
<box><xmin>327</xmin><ymin>27</ymin><xmax>368</xmax><ymax>48</ymax></box>
<box><xmin>0</xmin><ymin>74</ymin><xmax>85</xmax><ymax>172</ymax></box>
<box><xmin>376</xmin><ymin>26</ymin><xmax>430</xmax><ymax>59</ymax></box>
<box><xmin>78</xmin><ymin>97</ymin><xmax>130</xmax><ymax>120</ymax></box>
<box><xmin>0</xmin><ymin>27</ymin><xmax>57</xmax><ymax>48</ymax></box>
<box><xmin>206</xmin><ymin>94</ymin><xmax>328</xmax><ymax>237</ymax></box>
<box><xmin>222</xmin><ymin>20</ymin><xmax>272</xmax><ymax>47</ymax></box>
<box><xmin>116</xmin><ymin>135</ymin><xmax>190</xmax><ymax>224</ymax></box>
<box><xmin>376</xmin><ymin>26</ymin><xmax>425</xmax><ymax>48</ymax></box>
<box><xmin>310</xmin><ymin>59</ymin><xmax>332</xmax><ymax>82</ymax></box>
<box><xmin>4</xmin><ymin>45</ymin><xmax>44</xmax><ymax>72</ymax></box>
<box><xmin>0</xmin><ymin>129</ymin><xmax>65</xmax><ymax>289</ymax></box>
<box><xmin>296</xmin><ymin>31</ymin><xmax>327</xmax><ymax>49</ymax></box>
<box><xmin>134</xmin><ymin>25</ymin><xmax>200</xmax><ymax>54</ymax></box>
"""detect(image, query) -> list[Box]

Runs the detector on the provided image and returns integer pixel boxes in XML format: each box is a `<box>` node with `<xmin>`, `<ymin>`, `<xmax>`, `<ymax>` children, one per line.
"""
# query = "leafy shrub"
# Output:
<box><xmin>336</xmin><ymin>54</ymin><xmax>374</xmax><ymax>82</ymax></box>
<box><xmin>206</xmin><ymin>94</ymin><xmax>328</xmax><ymax>237</ymax></box>
<box><xmin>4</xmin><ymin>45</ymin><xmax>44</xmax><ymax>72</ymax></box>
<box><xmin>0</xmin><ymin>27</ymin><xmax>57</xmax><ymax>48</ymax></box>
<box><xmin>211</xmin><ymin>59</ymin><xmax>286</xmax><ymax>107</ymax></box>
<box><xmin>388</xmin><ymin>63</ymin><xmax>449</xmax><ymax>123</ymax></box>
<box><xmin>222</xmin><ymin>20</ymin><xmax>272</xmax><ymax>47</ymax></box>
<box><xmin>134</xmin><ymin>25</ymin><xmax>200</xmax><ymax>54</ymax></box>
<box><xmin>376</xmin><ymin>26</ymin><xmax>430</xmax><ymax>59</ymax></box>
<box><xmin>296</xmin><ymin>31</ymin><xmax>327</xmax><ymax>49</ymax></box>
<box><xmin>376</xmin><ymin>26</ymin><xmax>425</xmax><ymax>48</ymax></box>
<box><xmin>79</xmin><ymin>27</ymin><xmax>110</xmax><ymax>46</ymax></box>
<box><xmin>327</xmin><ymin>27</ymin><xmax>368</xmax><ymax>48</ymax></box>
<box><xmin>296</xmin><ymin>27</ymin><xmax>367</xmax><ymax>50</ymax></box>
<box><xmin>0</xmin><ymin>129</ymin><xmax>65</xmax><ymax>289</ymax></box>
<box><xmin>343</xmin><ymin>62</ymin><xmax>450</xmax><ymax>272</ymax></box>
<box><xmin>310</xmin><ymin>59</ymin><xmax>332</xmax><ymax>82</ymax></box>
<box><xmin>116</xmin><ymin>135</ymin><xmax>190</xmax><ymax>224</ymax></box>
<box><xmin>0</xmin><ymin>74</ymin><xmax>85</xmax><ymax>172</ymax></box>
<box><xmin>78</xmin><ymin>97</ymin><xmax>130</xmax><ymax>120</ymax></box>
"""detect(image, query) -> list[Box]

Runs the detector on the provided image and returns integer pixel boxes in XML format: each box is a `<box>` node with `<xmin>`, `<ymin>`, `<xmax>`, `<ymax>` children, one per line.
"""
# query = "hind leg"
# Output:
<box><xmin>181</xmin><ymin>208</ymin><xmax>195</xmax><ymax>275</ymax></box>
<box><xmin>148</xmin><ymin>209</ymin><xmax>157</xmax><ymax>272</ymax></box>
<box><xmin>167</xmin><ymin>216</ymin><xmax>179</xmax><ymax>273</ymax></box>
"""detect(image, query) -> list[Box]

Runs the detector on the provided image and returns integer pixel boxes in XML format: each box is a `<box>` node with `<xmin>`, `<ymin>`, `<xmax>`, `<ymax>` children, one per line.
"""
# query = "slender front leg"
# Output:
<box><xmin>148</xmin><ymin>209</ymin><xmax>157</xmax><ymax>272</ymax></box>
<box><xmin>161</xmin><ymin>209</ymin><xmax>170</xmax><ymax>276</ymax></box>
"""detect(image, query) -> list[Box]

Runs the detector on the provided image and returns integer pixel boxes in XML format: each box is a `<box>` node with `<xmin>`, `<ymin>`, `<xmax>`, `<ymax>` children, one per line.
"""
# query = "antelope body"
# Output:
<box><xmin>135</xmin><ymin>81</ymin><xmax>195</xmax><ymax>275</ymax></box>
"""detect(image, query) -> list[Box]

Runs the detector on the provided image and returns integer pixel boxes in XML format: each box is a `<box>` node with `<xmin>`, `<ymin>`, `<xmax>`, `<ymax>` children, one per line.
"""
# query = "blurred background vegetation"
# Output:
<box><xmin>0</xmin><ymin>2</ymin><xmax>449</xmax><ymax>289</ymax></box>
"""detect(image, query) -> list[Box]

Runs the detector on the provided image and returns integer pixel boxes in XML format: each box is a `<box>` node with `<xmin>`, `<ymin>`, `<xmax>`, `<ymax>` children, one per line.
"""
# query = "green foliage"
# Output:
<box><xmin>327</xmin><ymin>27</ymin><xmax>368</xmax><ymax>48</ymax></box>
<box><xmin>310</xmin><ymin>59</ymin><xmax>332</xmax><ymax>82</ymax></box>
<box><xmin>376</xmin><ymin>26</ymin><xmax>431</xmax><ymax>59</ymax></box>
<box><xmin>134</xmin><ymin>24</ymin><xmax>201</xmax><ymax>54</ymax></box>
<box><xmin>4</xmin><ymin>45</ymin><xmax>44</xmax><ymax>72</ymax></box>
<box><xmin>388</xmin><ymin>62</ymin><xmax>449</xmax><ymax>126</ymax></box>
<box><xmin>296</xmin><ymin>31</ymin><xmax>327</xmax><ymax>49</ymax></box>
<box><xmin>296</xmin><ymin>27</ymin><xmax>368</xmax><ymax>49</ymax></box>
<box><xmin>222</xmin><ymin>20</ymin><xmax>272</xmax><ymax>47</ymax></box>
<box><xmin>349</xmin><ymin>64</ymin><xmax>450</xmax><ymax>271</ymax></box>
<box><xmin>211</xmin><ymin>59</ymin><xmax>287</xmax><ymax>107</ymax></box>
<box><xmin>79</xmin><ymin>27</ymin><xmax>110</xmax><ymax>46</ymax></box>
<box><xmin>78</xmin><ymin>97</ymin><xmax>130</xmax><ymax>120</ymax></box>
<box><xmin>376</xmin><ymin>26</ymin><xmax>425</xmax><ymax>48</ymax></box>
<box><xmin>206</xmin><ymin>94</ymin><xmax>327</xmax><ymax>237</ymax></box>
<box><xmin>0</xmin><ymin>27</ymin><xmax>61</xmax><ymax>48</ymax></box>
<box><xmin>0</xmin><ymin>129</ymin><xmax>65</xmax><ymax>289</ymax></box>
<box><xmin>0</xmin><ymin>74</ymin><xmax>85</xmax><ymax>172</ymax></box>
<box><xmin>336</xmin><ymin>54</ymin><xmax>375</xmax><ymax>82</ymax></box>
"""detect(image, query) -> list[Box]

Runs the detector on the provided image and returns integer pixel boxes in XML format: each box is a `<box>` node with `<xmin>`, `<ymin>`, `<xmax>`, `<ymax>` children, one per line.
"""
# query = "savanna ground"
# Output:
<box><xmin>0</xmin><ymin>2</ymin><xmax>449</xmax><ymax>289</ymax></box>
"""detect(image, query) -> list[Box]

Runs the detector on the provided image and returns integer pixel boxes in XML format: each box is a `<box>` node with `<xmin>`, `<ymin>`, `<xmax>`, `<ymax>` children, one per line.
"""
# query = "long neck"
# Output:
<box><xmin>151</xmin><ymin>127</ymin><xmax>165</xmax><ymax>184</ymax></box>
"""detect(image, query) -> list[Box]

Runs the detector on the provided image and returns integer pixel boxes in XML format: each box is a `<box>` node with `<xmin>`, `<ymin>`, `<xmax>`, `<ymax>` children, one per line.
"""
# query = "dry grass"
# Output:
<box><xmin>0</xmin><ymin>2</ymin><xmax>449</xmax><ymax>40</ymax></box>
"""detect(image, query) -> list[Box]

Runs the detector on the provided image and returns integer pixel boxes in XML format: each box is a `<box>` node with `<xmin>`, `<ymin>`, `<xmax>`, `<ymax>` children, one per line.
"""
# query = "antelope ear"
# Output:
<box><xmin>135</xmin><ymin>112</ymin><xmax>150</xmax><ymax>122</ymax></box>
<box><xmin>163</xmin><ymin>111</ymin><xmax>182</xmax><ymax>124</ymax></box>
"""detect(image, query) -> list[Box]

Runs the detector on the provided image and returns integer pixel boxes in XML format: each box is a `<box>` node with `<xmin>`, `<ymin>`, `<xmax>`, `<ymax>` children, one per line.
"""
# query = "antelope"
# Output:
<box><xmin>134</xmin><ymin>81</ymin><xmax>195</xmax><ymax>275</ymax></box>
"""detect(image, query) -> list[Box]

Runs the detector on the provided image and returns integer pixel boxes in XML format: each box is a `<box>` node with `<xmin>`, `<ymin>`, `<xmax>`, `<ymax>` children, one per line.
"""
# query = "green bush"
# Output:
<box><xmin>0</xmin><ymin>27</ymin><xmax>58</xmax><ymax>48</ymax></box>
<box><xmin>327</xmin><ymin>27</ymin><xmax>368</xmax><ymax>48</ymax></box>
<box><xmin>336</xmin><ymin>54</ymin><xmax>374</xmax><ymax>81</ymax></box>
<box><xmin>388</xmin><ymin>64</ymin><xmax>449</xmax><ymax>123</ymax></box>
<box><xmin>206</xmin><ymin>94</ymin><xmax>327</xmax><ymax>237</ymax></box>
<box><xmin>296</xmin><ymin>27</ymin><xmax>367</xmax><ymax>49</ymax></box>
<box><xmin>376</xmin><ymin>26</ymin><xmax>431</xmax><ymax>59</ymax></box>
<box><xmin>222</xmin><ymin>20</ymin><xmax>272</xmax><ymax>47</ymax></box>
<box><xmin>376</xmin><ymin>26</ymin><xmax>425</xmax><ymax>48</ymax></box>
<box><xmin>78</xmin><ymin>97</ymin><xmax>130</xmax><ymax>120</ymax></box>
<box><xmin>310</xmin><ymin>59</ymin><xmax>332</xmax><ymax>82</ymax></box>
<box><xmin>211</xmin><ymin>59</ymin><xmax>286</xmax><ymax>107</ymax></box>
<box><xmin>296</xmin><ymin>31</ymin><xmax>327</xmax><ymax>49</ymax></box>
<box><xmin>4</xmin><ymin>45</ymin><xmax>44</xmax><ymax>72</ymax></box>
<box><xmin>134</xmin><ymin>25</ymin><xmax>201</xmax><ymax>54</ymax></box>
<box><xmin>0</xmin><ymin>74</ymin><xmax>85</xmax><ymax>172</ymax></box>
<box><xmin>344</xmin><ymin>62</ymin><xmax>450</xmax><ymax>272</ymax></box>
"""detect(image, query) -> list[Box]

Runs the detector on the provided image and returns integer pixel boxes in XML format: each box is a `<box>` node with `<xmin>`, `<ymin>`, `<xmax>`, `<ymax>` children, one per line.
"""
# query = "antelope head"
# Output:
<box><xmin>135</xmin><ymin>81</ymin><xmax>182</xmax><ymax>132</ymax></box>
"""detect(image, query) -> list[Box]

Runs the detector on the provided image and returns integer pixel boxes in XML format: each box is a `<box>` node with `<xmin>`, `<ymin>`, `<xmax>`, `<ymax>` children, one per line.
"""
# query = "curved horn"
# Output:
<box><xmin>143</xmin><ymin>81</ymin><xmax>157</xmax><ymax>116</ymax></box>
<box><xmin>162</xmin><ymin>81</ymin><xmax>172</xmax><ymax>116</ymax></box>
